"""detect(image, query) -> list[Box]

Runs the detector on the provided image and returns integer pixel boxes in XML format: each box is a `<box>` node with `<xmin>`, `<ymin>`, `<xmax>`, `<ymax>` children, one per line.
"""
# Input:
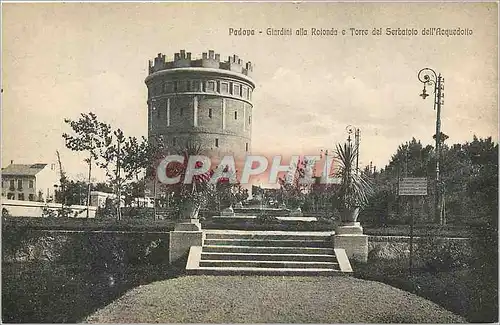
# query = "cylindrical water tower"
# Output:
<box><xmin>145</xmin><ymin>49</ymin><xmax>255</xmax><ymax>163</ymax></box>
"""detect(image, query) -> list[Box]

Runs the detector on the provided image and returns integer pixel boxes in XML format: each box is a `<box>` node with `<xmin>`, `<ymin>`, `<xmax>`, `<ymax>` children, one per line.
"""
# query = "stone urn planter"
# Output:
<box><xmin>180</xmin><ymin>200</ymin><xmax>200</xmax><ymax>220</ymax></box>
<box><xmin>174</xmin><ymin>200</ymin><xmax>202</xmax><ymax>231</ymax></box>
<box><xmin>341</xmin><ymin>206</ymin><xmax>361</xmax><ymax>223</ymax></box>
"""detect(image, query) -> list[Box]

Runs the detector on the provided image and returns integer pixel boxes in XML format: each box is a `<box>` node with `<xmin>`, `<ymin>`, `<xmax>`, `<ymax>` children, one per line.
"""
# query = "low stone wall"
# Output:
<box><xmin>233</xmin><ymin>208</ymin><xmax>290</xmax><ymax>216</ymax></box>
<box><xmin>2</xmin><ymin>199</ymin><xmax>97</xmax><ymax>218</ymax></box>
<box><xmin>369</xmin><ymin>235</ymin><xmax>471</xmax><ymax>243</ymax></box>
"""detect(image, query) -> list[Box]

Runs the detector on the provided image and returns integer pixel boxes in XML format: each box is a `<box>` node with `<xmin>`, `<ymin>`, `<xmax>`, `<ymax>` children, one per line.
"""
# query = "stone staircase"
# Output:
<box><xmin>186</xmin><ymin>230</ymin><xmax>353</xmax><ymax>275</ymax></box>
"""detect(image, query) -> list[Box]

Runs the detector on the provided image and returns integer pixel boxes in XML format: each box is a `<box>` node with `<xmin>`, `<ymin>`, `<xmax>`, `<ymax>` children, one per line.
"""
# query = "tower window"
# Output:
<box><xmin>221</xmin><ymin>82</ymin><xmax>229</xmax><ymax>94</ymax></box>
<box><xmin>215</xmin><ymin>138</ymin><xmax>219</xmax><ymax>148</ymax></box>
<box><xmin>180</xmin><ymin>107</ymin><xmax>184</xmax><ymax>116</ymax></box>
<box><xmin>206</xmin><ymin>81</ymin><xmax>216</xmax><ymax>92</ymax></box>
<box><xmin>248</xmin><ymin>116</ymin><xmax>251</xmax><ymax>125</ymax></box>
<box><xmin>209</xmin><ymin>108</ymin><xmax>212</xmax><ymax>118</ymax></box>
<box><xmin>234</xmin><ymin>111</ymin><xmax>238</xmax><ymax>120</ymax></box>
<box><xmin>177</xmin><ymin>80</ymin><xmax>187</xmax><ymax>92</ymax></box>
<box><xmin>246</xmin><ymin>143</ymin><xmax>249</xmax><ymax>152</ymax></box>
<box><xmin>191</xmin><ymin>80</ymin><xmax>201</xmax><ymax>92</ymax></box>
<box><xmin>233</xmin><ymin>84</ymin><xmax>241</xmax><ymax>96</ymax></box>
<box><xmin>173</xmin><ymin>137</ymin><xmax>177</xmax><ymax>146</ymax></box>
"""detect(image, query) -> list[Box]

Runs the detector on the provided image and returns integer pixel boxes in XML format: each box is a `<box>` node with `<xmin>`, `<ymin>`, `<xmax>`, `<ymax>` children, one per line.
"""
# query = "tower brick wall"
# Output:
<box><xmin>145</xmin><ymin>50</ymin><xmax>255</xmax><ymax>164</ymax></box>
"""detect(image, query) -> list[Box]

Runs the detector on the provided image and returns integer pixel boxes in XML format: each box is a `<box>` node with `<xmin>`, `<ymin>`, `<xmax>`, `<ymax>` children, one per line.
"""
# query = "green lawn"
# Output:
<box><xmin>85</xmin><ymin>275</ymin><xmax>465</xmax><ymax>323</ymax></box>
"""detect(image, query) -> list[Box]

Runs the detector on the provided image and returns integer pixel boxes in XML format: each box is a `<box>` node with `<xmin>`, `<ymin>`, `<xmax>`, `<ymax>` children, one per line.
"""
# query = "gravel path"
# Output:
<box><xmin>85</xmin><ymin>275</ymin><xmax>466</xmax><ymax>323</ymax></box>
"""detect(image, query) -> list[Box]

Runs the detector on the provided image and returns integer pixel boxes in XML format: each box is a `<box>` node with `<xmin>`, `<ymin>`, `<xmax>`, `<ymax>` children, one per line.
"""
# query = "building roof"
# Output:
<box><xmin>1</xmin><ymin>163</ymin><xmax>48</xmax><ymax>176</ymax></box>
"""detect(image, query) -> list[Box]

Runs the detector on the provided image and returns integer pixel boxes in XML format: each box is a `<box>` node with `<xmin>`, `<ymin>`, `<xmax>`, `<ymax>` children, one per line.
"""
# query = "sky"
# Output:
<box><xmin>2</xmin><ymin>2</ymin><xmax>498</xmax><ymax>182</ymax></box>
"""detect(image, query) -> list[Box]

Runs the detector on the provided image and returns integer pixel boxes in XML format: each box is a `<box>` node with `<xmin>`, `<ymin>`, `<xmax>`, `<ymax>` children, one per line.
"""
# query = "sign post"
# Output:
<box><xmin>398</xmin><ymin>177</ymin><xmax>428</xmax><ymax>276</ymax></box>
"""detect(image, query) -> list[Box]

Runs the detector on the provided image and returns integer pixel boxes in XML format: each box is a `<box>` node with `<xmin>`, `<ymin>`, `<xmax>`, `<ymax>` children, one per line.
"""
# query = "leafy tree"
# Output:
<box><xmin>464</xmin><ymin>136</ymin><xmax>498</xmax><ymax>225</ymax></box>
<box><xmin>97</xmin><ymin>128</ymin><xmax>126</xmax><ymax>220</ymax></box>
<box><xmin>143</xmin><ymin>134</ymin><xmax>171</xmax><ymax>216</ymax></box>
<box><xmin>122</xmin><ymin>180</ymin><xmax>147</xmax><ymax>208</ymax></box>
<box><xmin>92</xmin><ymin>182</ymin><xmax>114</xmax><ymax>193</ymax></box>
<box><xmin>234</xmin><ymin>185</ymin><xmax>249</xmax><ymax>203</ymax></box>
<box><xmin>212</xmin><ymin>166</ymin><xmax>245</xmax><ymax>210</ymax></box>
<box><xmin>97</xmin><ymin>129</ymin><xmax>151</xmax><ymax>220</ymax></box>
<box><xmin>362</xmin><ymin>135</ymin><xmax>497</xmax><ymax>227</ymax></box>
<box><xmin>62</xmin><ymin>113</ymin><xmax>111</xmax><ymax>218</ymax></box>
<box><xmin>64</xmin><ymin>113</ymin><xmax>153</xmax><ymax>220</ymax></box>
<box><xmin>279</xmin><ymin>157</ymin><xmax>315</xmax><ymax>209</ymax></box>
<box><xmin>55</xmin><ymin>180</ymin><xmax>88</xmax><ymax>206</ymax></box>
<box><xmin>122</xmin><ymin>135</ymin><xmax>152</xmax><ymax>181</ymax></box>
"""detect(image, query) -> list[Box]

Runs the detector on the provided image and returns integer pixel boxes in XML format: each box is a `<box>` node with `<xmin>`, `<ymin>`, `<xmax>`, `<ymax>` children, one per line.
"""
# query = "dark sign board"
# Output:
<box><xmin>399</xmin><ymin>177</ymin><xmax>428</xmax><ymax>196</ymax></box>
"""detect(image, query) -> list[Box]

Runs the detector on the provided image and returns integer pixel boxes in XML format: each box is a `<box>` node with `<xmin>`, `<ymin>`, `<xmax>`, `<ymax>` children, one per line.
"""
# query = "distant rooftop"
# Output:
<box><xmin>2</xmin><ymin>163</ymin><xmax>48</xmax><ymax>176</ymax></box>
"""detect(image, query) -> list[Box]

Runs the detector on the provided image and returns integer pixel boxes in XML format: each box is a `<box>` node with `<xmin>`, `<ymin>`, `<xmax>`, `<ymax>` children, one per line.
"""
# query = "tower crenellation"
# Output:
<box><xmin>148</xmin><ymin>49</ymin><xmax>253</xmax><ymax>77</ymax></box>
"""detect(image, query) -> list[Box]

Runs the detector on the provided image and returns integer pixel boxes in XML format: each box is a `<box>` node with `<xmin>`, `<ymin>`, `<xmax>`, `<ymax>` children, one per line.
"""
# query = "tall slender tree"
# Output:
<box><xmin>62</xmin><ymin>112</ymin><xmax>111</xmax><ymax>218</ymax></box>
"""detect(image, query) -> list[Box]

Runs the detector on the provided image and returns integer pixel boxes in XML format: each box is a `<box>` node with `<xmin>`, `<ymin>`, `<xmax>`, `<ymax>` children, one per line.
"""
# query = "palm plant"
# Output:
<box><xmin>335</xmin><ymin>142</ymin><xmax>374</xmax><ymax>222</ymax></box>
<box><xmin>166</xmin><ymin>141</ymin><xmax>212</xmax><ymax>219</ymax></box>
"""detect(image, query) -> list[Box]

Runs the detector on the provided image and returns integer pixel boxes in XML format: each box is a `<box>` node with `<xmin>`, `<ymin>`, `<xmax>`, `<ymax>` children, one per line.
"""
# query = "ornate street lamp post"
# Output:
<box><xmin>417</xmin><ymin>68</ymin><xmax>445</xmax><ymax>224</ymax></box>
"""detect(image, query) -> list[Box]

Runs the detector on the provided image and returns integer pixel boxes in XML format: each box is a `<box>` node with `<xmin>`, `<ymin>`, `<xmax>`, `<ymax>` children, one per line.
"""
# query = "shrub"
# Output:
<box><xmin>368</xmin><ymin>242</ymin><xmax>409</xmax><ymax>261</ymax></box>
<box><xmin>414</xmin><ymin>237</ymin><xmax>472</xmax><ymax>273</ymax></box>
<box><xmin>256</xmin><ymin>215</ymin><xmax>280</xmax><ymax>224</ymax></box>
<box><xmin>96</xmin><ymin>198</ymin><xmax>118</xmax><ymax>219</ymax></box>
<box><xmin>57</xmin><ymin>206</ymin><xmax>73</xmax><ymax>218</ymax></box>
<box><xmin>41</xmin><ymin>206</ymin><xmax>56</xmax><ymax>218</ymax></box>
<box><xmin>2</xmin><ymin>207</ymin><xmax>11</xmax><ymax>217</ymax></box>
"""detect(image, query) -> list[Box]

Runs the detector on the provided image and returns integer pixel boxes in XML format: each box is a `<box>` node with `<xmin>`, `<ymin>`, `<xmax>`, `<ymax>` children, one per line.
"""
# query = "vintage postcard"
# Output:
<box><xmin>1</xmin><ymin>2</ymin><xmax>498</xmax><ymax>324</ymax></box>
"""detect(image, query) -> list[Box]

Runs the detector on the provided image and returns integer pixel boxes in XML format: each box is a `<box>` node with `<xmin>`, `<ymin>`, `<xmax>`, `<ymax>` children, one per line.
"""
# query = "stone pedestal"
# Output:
<box><xmin>169</xmin><ymin>220</ymin><xmax>203</xmax><ymax>264</ymax></box>
<box><xmin>174</xmin><ymin>219</ymin><xmax>201</xmax><ymax>231</ymax></box>
<box><xmin>333</xmin><ymin>222</ymin><xmax>368</xmax><ymax>263</ymax></box>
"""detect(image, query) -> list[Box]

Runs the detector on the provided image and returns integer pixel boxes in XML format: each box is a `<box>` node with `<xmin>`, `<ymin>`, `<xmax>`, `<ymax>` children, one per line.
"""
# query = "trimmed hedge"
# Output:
<box><xmin>2</xmin><ymin>216</ymin><xmax>176</xmax><ymax>232</ymax></box>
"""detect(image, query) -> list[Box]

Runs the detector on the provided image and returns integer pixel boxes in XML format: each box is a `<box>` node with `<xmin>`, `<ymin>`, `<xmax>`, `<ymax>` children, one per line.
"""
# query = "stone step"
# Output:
<box><xmin>199</xmin><ymin>259</ymin><xmax>339</xmax><ymax>269</ymax></box>
<box><xmin>202</xmin><ymin>245</ymin><xmax>334</xmax><ymax>255</ymax></box>
<box><xmin>205</xmin><ymin>233</ymin><xmax>331</xmax><ymax>241</ymax></box>
<box><xmin>187</xmin><ymin>266</ymin><xmax>342</xmax><ymax>276</ymax></box>
<box><xmin>201</xmin><ymin>252</ymin><xmax>336</xmax><ymax>262</ymax></box>
<box><xmin>204</xmin><ymin>238</ymin><xmax>331</xmax><ymax>248</ymax></box>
